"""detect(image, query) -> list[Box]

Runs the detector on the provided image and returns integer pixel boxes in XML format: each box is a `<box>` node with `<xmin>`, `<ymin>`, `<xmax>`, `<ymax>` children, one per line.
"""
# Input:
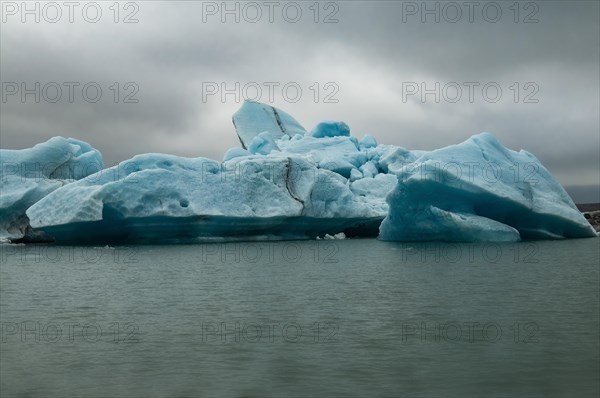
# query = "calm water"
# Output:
<box><xmin>1</xmin><ymin>238</ymin><xmax>599</xmax><ymax>398</ymax></box>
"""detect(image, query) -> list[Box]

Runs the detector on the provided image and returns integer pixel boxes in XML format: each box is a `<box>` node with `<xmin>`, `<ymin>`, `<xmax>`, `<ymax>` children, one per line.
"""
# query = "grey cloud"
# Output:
<box><xmin>1</xmin><ymin>0</ymin><xmax>598</xmax><ymax>202</ymax></box>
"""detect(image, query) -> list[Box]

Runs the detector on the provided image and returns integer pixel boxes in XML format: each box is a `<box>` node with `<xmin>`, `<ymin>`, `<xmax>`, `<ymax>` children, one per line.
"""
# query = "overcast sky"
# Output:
<box><xmin>1</xmin><ymin>1</ymin><xmax>599</xmax><ymax>201</ymax></box>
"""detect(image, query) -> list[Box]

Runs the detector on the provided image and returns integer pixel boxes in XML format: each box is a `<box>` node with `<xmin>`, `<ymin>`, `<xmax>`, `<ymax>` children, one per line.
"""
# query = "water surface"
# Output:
<box><xmin>1</xmin><ymin>238</ymin><xmax>598</xmax><ymax>397</ymax></box>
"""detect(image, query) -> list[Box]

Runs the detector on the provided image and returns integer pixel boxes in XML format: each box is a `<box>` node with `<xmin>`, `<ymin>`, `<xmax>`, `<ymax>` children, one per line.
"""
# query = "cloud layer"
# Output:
<box><xmin>1</xmin><ymin>1</ymin><xmax>598</xmax><ymax>201</ymax></box>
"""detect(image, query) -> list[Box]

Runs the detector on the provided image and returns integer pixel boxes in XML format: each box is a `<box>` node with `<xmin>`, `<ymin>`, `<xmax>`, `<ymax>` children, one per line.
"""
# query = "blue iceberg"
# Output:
<box><xmin>232</xmin><ymin>100</ymin><xmax>306</xmax><ymax>149</ymax></box>
<box><xmin>1</xmin><ymin>100</ymin><xmax>595</xmax><ymax>243</ymax></box>
<box><xmin>0</xmin><ymin>137</ymin><xmax>103</xmax><ymax>242</ymax></box>
<box><xmin>25</xmin><ymin>154</ymin><xmax>389</xmax><ymax>243</ymax></box>
<box><xmin>379</xmin><ymin>133</ymin><xmax>595</xmax><ymax>241</ymax></box>
<box><xmin>311</xmin><ymin>121</ymin><xmax>351</xmax><ymax>138</ymax></box>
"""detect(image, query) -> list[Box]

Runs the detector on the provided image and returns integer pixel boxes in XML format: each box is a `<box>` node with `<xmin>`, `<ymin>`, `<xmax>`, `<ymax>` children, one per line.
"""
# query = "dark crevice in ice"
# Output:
<box><xmin>271</xmin><ymin>106</ymin><xmax>288</xmax><ymax>137</ymax></box>
<box><xmin>284</xmin><ymin>157</ymin><xmax>305</xmax><ymax>211</ymax></box>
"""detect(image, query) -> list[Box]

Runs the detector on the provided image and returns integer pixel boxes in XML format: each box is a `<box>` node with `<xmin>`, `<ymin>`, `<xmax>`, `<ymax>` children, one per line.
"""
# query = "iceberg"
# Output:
<box><xmin>232</xmin><ymin>100</ymin><xmax>307</xmax><ymax>149</ymax></box>
<box><xmin>311</xmin><ymin>121</ymin><xmax>350</xmax><ymax>138</ymax></box>
<box><xmin>0</xmin><ymin>137</ymin><xmax>103</xmax><ymax>242</ymax></box>
<box><xmin>1</xmin><ymin>100</ymin><xmax>595</xmax><ymax>243</ymax></box>
<box><xmin>25</xmin><ymin>154</ymin><xmax>386</xmax><ymax>243</ymax></box>
<box><xmin>379</xmin><ymin>133</ymin><xmax>596</xmax><ymax>241</ymax></box>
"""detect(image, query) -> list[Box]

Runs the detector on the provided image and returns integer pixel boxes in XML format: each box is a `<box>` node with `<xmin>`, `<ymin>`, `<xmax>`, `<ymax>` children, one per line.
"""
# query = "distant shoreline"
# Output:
<box><xmin>576</xmin><ymin>203</ymin><xmax>600</xmax><ymax>212</ymax></box>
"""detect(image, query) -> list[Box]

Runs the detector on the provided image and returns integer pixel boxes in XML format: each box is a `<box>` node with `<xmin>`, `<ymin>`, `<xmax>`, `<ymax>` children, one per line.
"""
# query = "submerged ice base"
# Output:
<box><xmin>2</xmin><ymin>100</ymin><xmax>596</xmax><ymax>243</ymax></box>
<box><xmin>37</xmin><ymin>215</ymin><xmax>383</xmax><ymax>244</ymax></box>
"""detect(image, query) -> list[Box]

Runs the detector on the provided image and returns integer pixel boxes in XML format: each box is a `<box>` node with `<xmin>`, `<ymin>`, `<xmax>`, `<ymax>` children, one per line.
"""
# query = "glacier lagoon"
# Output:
<box><xmin>0</xmin><ymin>100</ymin><xmax>597</xmax><ymax>244</ymax></box>
<box><xmin>1</xmin><ymin>238</ymin><xmax>598</xmax><ymax>397</ymax></box>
